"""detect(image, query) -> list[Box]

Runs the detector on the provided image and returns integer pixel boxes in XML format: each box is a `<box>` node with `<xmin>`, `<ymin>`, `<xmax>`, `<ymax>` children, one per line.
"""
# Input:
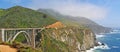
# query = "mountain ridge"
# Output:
<box><xmin>0</xmin><ymin>6</ymin><xmax>58</xmax><ymax>28</ymax></box>
<box><xmin>38</xmin><ymin>9</ymin><xmax>111</xmax><ymax>34</ymax></box>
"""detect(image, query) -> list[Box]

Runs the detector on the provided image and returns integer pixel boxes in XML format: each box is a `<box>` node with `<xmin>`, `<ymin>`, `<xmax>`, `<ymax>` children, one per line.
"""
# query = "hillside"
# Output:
<box><xmin>38</xmin><ymin>9</ymin><xmax>111</xmax><ymax>34</ymax></box>
<box><xmin>40</xmin><ymin>26</ymin><xmax>96</xmax><ymax>52</ymax></box>
<box><xmin>0</xmin><ymin>6</ymin><xmax>57</xmax><ymax>28</ymax></box>
<box><xmin>0</xmin><ymin>9</ymin><xmax>5</xmax><ymax>17</ymax></box>
<box><xmin>0</xmin><ymin>6</ymin><xmax>97</xmax><ymax>52</ymax></box>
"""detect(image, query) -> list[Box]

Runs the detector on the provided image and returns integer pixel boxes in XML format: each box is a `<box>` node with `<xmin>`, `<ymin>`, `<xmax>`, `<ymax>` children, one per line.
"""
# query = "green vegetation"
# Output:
<box><xmin>0</xmin><ymin>9</ymin><xmax>5</xmax><ymax>17</ymax></box>
<box><xmin>0</xmin><ymin>6</ymin><xmax>57</xmax><ymax>28</ymax></box>
<box><xmin>0</xmin><ymin>6</ymin><xmax>95</xmax><ymax>52</ymax></box>
<box><xmin>39</xmin><ymin>26</ymin><xmax>86</xmax><ymax>52</ymax></box>
<box><xmin>14</xmin><ymin>33</ymin><xmax>26</xmax><ymax>43</ymax></box>
<box><xmin>0</xmin><ymin>6</ymin><xmax>59</xmax><ymax>52</ymax></box>
<box><xmin>0</xmin><ymin>6</ymin><xmax>57</xmax><ymax>44</ymax></box>
<box><xmin>41</xmin><ymin>29</ymin><xmax>69</xmax><ymax>52</ymax></box>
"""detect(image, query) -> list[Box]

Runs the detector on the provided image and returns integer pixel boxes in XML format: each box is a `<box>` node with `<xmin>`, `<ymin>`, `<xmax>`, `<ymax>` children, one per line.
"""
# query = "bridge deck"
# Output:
<box><xmin>0</xmin><ymin>28</ymin><xmax>44</xmax><ymax>30</ymax></box>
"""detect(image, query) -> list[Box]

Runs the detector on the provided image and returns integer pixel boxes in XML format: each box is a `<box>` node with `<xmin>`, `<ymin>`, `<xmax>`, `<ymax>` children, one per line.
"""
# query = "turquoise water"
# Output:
<box><xmin>95</xmin><ymin>32</ymin><xmax>120</xmax><ymax>52</ymax></box>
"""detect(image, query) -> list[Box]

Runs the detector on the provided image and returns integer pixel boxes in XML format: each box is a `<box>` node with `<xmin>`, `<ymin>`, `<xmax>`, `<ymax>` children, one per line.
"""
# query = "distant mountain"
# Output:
<box><xmin>0</xmin><ymin>6</ymin><xmax>57</xmax><ymax>28</ymax></box>
<box><xmin>38</xmin><ymin>9</ymin><xmax>111</xmax><ymax>34</ymax></box>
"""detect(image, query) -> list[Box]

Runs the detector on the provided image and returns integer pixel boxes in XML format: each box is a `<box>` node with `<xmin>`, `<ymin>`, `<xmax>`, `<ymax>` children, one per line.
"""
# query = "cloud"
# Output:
<box><xmin>54</xmin><ymin>3</ymin><xmax>108</xmax><ymax>20</ymax></box>
<box><xmin>28</xmin><ymin>0</ymin><xmax>108</xmax><ymax>20</ymax></box>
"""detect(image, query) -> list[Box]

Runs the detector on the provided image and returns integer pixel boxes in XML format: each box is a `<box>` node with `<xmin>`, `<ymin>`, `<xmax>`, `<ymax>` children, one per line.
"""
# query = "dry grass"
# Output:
<box><xmin>0</xmin><ymin>45</ymin><xmax>17</xmax><ymax>52</ymax></box>
<box><xmin>46</xmin><ymin>21</ymin><xmax>64</xmax><ymax>29</ymax></box>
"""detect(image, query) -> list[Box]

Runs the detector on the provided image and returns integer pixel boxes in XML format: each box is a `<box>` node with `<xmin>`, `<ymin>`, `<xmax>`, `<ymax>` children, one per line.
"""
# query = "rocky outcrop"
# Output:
<box><xmin>40</xmin><ymin>26</ymin><xmax>96</xmax><ymax>52</ymax></box>
<box><xmin>81</xmin><ymin>30</ymin><xmax>96</xmax><ymax>51</ymax></box>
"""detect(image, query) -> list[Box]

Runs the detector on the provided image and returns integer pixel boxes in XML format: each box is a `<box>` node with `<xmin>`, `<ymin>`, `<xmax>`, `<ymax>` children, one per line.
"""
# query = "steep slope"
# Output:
<box><xmin>38</xmin><ymin>9</ymin><xmax>111</xmax><ymax>34</ymax></box>
<box><xmin>0</xmin><ymin>6</ymin><xmax>57</xmax><ymax>28</ymax></box>
<box><xmin>40</xmin><ymin>26</ymin><xmax>96</xmax><ymax>52</ymax></box>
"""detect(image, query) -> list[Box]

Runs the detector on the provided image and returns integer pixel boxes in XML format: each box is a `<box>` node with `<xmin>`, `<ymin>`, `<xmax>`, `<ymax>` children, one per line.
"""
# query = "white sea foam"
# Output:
<box><xmin>96</xmin><ymin>35</ymin><xmax>105</xmax><ymax>38</ymax></box>
<box><xmin>98</xmin><ymin>44</ymin><xmax>110</xmax><ymax>49</ymax></box>
<box><xmin>110</xmin><ymin>29</ymin><xmax>120</xmax><ymax>34</ymax></box>
<box><xmin>86</xmin><ymin>42</ymin><xmax>110</xmax><ymax>52</ymax></box>
<box><xmin>116</xmin><ymin>38</ymin><xmax>120</xmax><ymax>40</ymax></box>
<box><xmin>112</xmin><ymin>46</ymin><xmax>119</xmax><ymax>48</ymax></box>
<box><xmin>86</xmin><ymin>49</ymin><xmax>94</xmax><ymax>52</ymax></box>
<box><xmin>87</xmin><ymin>32</ymin><xmax>112</xmax><ymax>52</ymax></box>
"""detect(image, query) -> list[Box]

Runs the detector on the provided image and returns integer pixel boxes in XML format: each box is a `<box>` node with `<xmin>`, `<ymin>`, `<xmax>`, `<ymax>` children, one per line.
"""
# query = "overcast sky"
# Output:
<box><xmin>0</xmin><ymin>0</ymin><xmax>120</xmax><ymax>27</ymax></box>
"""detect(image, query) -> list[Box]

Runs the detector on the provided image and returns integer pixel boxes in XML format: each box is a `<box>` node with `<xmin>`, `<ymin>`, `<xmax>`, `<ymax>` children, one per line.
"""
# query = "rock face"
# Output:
<box><xmin>81</xmin><ymin>30</ymin><xmax>95</xmax><ymax>51</ymax></box>
<box><xmin>40</xmin><ymin>26</ymin><xmax>96</xmax><ymax>52</ymax></box>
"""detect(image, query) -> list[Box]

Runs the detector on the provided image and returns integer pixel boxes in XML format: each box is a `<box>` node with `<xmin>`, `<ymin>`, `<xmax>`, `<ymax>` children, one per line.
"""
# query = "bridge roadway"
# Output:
<box><xmin>0</xmin><ymin>28</ymin><xmax>45</xmax><ymax>48</ymax></box>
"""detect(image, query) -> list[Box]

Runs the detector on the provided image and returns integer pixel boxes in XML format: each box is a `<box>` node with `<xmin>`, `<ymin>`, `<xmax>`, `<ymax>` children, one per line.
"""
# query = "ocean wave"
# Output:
<box><xmin>86</xmin><ymin>48</ymin><xmax>94</xmax><ymax>52</ymax></box>
<box><xmin>112</xmin><ymin>46</ymin><xmax>119</xmax><ymax>48</ymax></box>
<box><xmin>110</xmin><ymin>29</ymin><xmax>120</xmax><ymax>34</ymax></box>
<box><xmin>116</xmin><ymin>38</ymin><xmax>120</xmax><ymax>40</ymax></box>
<box><xmin>86</xmin><ymin>42</ymin><xmax>110</xmax><ymax>52</ymax></box>
<box><xmin>96</xmin><ymin>35</ymin><xmax>105</xmax><ymax>38</ymax></box>
<box><xmin>97</xmin><ymin>44</ymin><xmax>110</xmax><ymax>49</ymax></box>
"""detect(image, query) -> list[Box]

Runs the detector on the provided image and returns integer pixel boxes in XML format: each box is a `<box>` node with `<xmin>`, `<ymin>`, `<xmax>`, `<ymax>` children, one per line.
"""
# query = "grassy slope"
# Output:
<box><xmin>0</xmin><ymin>6</ymin><xmax>58</xmax><ymax>44</ymax></box>
<box><xmin>0</xmin><ymin>9</ymin><xmax>5</xmax><ymax>17</ymax></box>
<box><xmin>0</xmin><ymin>6</ymin><xmax>57</xmax><ymax>28</ymax></box>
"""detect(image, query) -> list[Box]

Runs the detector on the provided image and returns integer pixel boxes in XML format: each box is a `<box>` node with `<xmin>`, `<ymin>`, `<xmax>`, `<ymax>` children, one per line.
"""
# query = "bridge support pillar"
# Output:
<box><xmin>31</xmin><ymin>29</ymin><xmax>36</xmax><ymax>48</ymax></box>
<box><xmin>1</xmin><ymin>29</ymin><xmax>5</xmax><ymax>42</ymax></box>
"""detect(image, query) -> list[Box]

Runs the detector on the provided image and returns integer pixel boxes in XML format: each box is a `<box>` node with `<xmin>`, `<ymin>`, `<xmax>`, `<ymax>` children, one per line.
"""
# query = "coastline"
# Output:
<box><xmin>86</xmin><ymin>43</ymin><xmax>110</xmax><ymax>52</ymax></box>
<box><xmin>86</xmin><ymin>33</ymin><xmax>110</xmax><ymax>52</ymax></box>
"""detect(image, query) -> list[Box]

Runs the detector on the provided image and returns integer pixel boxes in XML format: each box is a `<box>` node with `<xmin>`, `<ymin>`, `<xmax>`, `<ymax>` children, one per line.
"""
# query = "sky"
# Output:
<box><xmin>0</xmin><ymin>0</ymin><xmax>120</xmax><ymax>27</ymax></box>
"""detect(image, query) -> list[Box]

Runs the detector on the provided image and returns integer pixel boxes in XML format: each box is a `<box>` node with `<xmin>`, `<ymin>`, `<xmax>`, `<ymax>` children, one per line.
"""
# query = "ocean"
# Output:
<box><xmin>87</xmin><ymin>29</ymin><xmax>120</xmax><ymax>52</ymax></box>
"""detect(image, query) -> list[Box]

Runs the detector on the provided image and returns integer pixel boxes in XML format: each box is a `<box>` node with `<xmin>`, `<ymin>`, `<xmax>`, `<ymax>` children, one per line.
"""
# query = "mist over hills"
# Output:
<box><xmin>38</xmin><ymin>9</ymin><xmax>111</xmax><ymax>34</ymax></box>
<box><xmin>0</xmin><ymin>6</ymin><xmax>111</xmax><ymax>34</ymax></box>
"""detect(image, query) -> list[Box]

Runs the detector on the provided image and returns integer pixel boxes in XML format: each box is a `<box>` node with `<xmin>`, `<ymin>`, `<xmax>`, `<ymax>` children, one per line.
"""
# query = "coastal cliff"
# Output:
<box><xmin>39</xmin><ymin>26</ymin><xmax>96</xmax><ymax>52</ymax></box>
<box><xmin>0</xmin><ymin>6</ymin><xmax>96</xmax><ymax>52</ymax></box>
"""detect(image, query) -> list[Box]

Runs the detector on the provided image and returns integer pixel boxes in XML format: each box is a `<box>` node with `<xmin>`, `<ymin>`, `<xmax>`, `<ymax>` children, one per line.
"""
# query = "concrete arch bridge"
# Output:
<box><xmin>0</xmin><ymin>28</ymin><xmax>45</xmax><ymax>48</ymax></box>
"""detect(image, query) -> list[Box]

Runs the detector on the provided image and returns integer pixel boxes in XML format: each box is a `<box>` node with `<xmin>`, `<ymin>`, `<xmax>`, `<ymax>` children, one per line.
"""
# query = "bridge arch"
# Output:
<box><xmin>11</xmin><ymin>31</ymin><xmax>31</xmax><ymax>44</ymax></box>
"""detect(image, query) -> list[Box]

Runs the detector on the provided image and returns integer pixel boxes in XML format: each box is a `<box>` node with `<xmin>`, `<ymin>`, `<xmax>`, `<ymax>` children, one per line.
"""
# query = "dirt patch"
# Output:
<box><xmin>0</xmin><ymin>45</ymin><xmax>17</xmax><ymax>52</ymax></box>
<box><xmin>46</xmin><ymin>21</ymin><xmax>64</xmax><ymax>29</ymax></box>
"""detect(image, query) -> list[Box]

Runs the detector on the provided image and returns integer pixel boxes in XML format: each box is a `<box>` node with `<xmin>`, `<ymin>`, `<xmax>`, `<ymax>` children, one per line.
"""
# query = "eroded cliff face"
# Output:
<box><xmin>40</xmin><ymin>26</ymin><xmax>96</xmax><ymax>52</ymax></box>
<box><xmin>81</xmin><ymin>30</ymin><xmax>96</xmax><ymax>52</ymax></box>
